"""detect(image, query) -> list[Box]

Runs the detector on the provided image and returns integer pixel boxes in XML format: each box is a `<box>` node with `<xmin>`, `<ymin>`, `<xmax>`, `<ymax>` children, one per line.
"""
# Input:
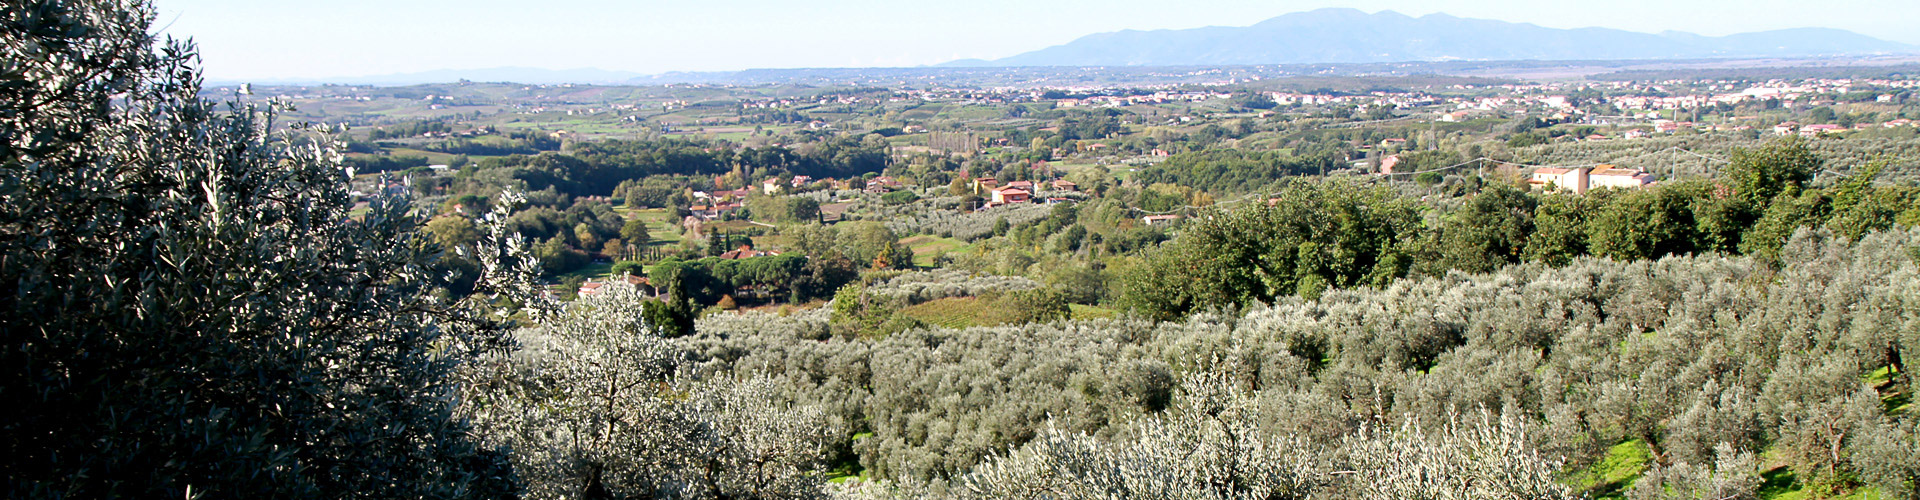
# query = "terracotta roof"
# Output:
<box><xmin>1591</xmin><ymin>168</ymin><xmax>1647</xmax><ymax>177</ymax></box>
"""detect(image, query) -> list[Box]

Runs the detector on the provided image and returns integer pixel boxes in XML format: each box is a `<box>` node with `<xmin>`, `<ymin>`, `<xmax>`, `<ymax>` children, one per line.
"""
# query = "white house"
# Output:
<box><xmin>1531</xmin><ymin>165</ymin><xmax>1654</xmax><ymax>194</ymax></box>
<box><xmin>1529</xmin><ymin>167</ymin><xmax>1589</xmax><ymax>194</ymax></box>
<box><xmin>1589</xmin><ymin>166</ymin><xmax>1656</xmax><ymax>190</ymax></box>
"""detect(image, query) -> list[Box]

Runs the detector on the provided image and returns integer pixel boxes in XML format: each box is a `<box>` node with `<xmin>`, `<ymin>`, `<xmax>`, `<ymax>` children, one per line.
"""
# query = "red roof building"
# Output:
<box><xmin>990</xmin><ymin>187</ymin><xmax>1030</xmax><ymax>205</ymax></box>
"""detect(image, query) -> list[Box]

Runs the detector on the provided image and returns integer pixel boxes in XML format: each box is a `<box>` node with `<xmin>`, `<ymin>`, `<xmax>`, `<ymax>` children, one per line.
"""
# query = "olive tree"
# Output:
<box><xmin>951</xmin><ymin>372</ymin><xmax>1326</xmax><ymax>500</ymax></box>
<box><xmin>463</xmin><ymin>284</ymin><xmax>839</xmax><ymax>499</ymax></box>
<box><xmin>2</xmin><ymin>1</ymin><xmax>541</xmax><ymax>497</ymax></box>
<box><xmin>1627</xmin><ymin>444</ymin><xmax>1762</xmax><ymax>500</ymax></box>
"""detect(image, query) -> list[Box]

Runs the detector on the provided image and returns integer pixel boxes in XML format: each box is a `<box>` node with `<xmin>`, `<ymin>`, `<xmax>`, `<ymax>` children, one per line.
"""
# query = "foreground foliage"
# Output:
<box><xmin>2</xmin><ymin>1</ymin><xmax>536</xmax><ymax>496</ymax></box>
<box><xmin>462</xmin><ymin>285</ymin><xmax>838</xmax><ymax>499</ymax></box>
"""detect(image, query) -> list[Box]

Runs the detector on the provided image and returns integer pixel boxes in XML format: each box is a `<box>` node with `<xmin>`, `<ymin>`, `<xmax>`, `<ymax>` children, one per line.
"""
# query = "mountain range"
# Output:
<box><xmin>945</xmin><ymin>8</ymin><xmax>1916</xmax><ymax>67</ymax></box>
<box><xmin>216</xmin><ymin>9</ymin><xmax>1918</xmax><ymax>86</ymax></box>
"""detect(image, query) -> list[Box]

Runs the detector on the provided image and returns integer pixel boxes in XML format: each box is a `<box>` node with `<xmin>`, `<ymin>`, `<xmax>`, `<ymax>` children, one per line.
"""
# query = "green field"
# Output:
<box><xmin>900</xmin><ymin>235</ymin><xmax>970</xmax><ymax>268</ymax></box>
<box><xmin>558</xmin><ymin>261</ymin><xmax>615</xmax><ymax>281</ymax></box>
<box><xmin>1068</xmin><ymin>304</ymin><xmax>1116</xmax><ymax>321</ymax></box>
<box><xmin>619</xmin><ymin>207</ymin><xmax>685</xmax><ymax>245</ymax></box>
<box><xmin>382</xmin><ymin>147</ymin><xmax>463</xmax><ymax>165</ymax></box>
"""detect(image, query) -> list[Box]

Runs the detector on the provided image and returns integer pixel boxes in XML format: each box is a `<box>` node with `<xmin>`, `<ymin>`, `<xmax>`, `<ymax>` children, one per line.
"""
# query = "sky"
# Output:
<box><xmin>149</xmin><ymin>0</ymin><xmax>1920</xmax><ymax>81</ymax></box>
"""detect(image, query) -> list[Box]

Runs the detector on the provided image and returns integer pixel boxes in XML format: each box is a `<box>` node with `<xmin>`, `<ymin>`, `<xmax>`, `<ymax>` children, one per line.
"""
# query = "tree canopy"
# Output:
<box><xmin>1</xmin><ymin>2</ymin><xmax>536</xmax><ymax>496</ymax></box>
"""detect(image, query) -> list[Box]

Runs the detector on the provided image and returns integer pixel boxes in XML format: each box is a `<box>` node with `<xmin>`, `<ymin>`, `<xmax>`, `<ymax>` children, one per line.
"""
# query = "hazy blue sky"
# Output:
<box><xmin>150</xmin><ymin>0</ymin><xmax>1920</xmax><ymax>80</ymax></box>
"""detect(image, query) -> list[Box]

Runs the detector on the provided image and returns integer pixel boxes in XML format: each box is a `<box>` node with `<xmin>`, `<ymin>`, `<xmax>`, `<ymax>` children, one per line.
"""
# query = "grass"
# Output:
<box><xmin>753</xmin><ymin>233</ymin><xmax>795</xmax><ymax>252</ymax></box>
<box><xmin>901</xmin><ymin>235</ymin><xmax>971</xmax><ymax>268</ymax></box>
<box><xmin>618</xmin><ymin>207</ymin><xmax>684</xmax><ymax>245</ymax></box>
<box><xmin>1569</xmin><ymin>439</ymin><xmax>1651</xmax><ymax>500</ymax></box>
<box><xmin>381</xmin><ymin>147</ymin><xmax>462</xmax><ymax>165</ymax></box>
<box><xmin>1069</xmin><ymin>304</ymin><xmax>1117</xmax><ymax>321</ymax></box>
<box><xmin>933</xmin><ymin>106</ymin><xmax>1005</xmax><ymax>122</ymax></box>
<box><xmin>898</xmin><ymin>297</ymin><xmax>1033</xmax><ymax>329</ymax></box>
<box><xmin>898</xmin><ymin>294</ymin><xmax>1066</xmax><ymax>329</ymax></box>
<box><xmin>899</xmin><ymin>297</ymin><xmax>989</xmax><ymax>329</ymax></box>
<box><xmin>706</xmin><ymin>220</ymin><xmax>772</xmax><ymax>233</ymax></box>
<box><xmin>1757</xmin><ymin>466</ymin><xmax>1884</xmax><ymax>500</ymax></box>
<box><xmin>1555</xmin><ymin>439</ymin><xmax>1882</xmax><ymax>500</ymax></box>
<box><xmin>824</xmin><ymin>432</ymin><xmax>873</xmax><ymax>483</ymax></box>
<box><xmin>558</xmin><ymin>261</ymin><xmax>614</xmax><ymax>281</ymax></box>
<box><xmin>1865</xmin><ymin>365</ymin><xmax>1911</xmax><ymax>415</ymax></box>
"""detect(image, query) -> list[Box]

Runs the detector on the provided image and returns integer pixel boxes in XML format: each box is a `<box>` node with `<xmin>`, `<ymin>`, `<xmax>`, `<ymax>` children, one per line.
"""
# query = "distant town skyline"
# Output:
<box><xmin>151</xmin><ymin>0</ymin><xmax>1920</xmax><ymax>81</ymax></box>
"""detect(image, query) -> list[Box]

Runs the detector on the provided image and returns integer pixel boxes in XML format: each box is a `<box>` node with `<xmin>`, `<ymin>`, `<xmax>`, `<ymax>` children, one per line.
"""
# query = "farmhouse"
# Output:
<box><xmin>1800</xmin><ymin>124</ymin><xmax>1846</xmax><ymax>137</ymax></box>
<box><xmin>1375</xmin><ymin>155</ymin><xmax>1403</xmax><ymax>175</ymax></box>
<box><xmin>578</xmin><ymin>274</ymin><xmax>658</xmax><ymax>298</ymax></box>
<box><xmin>1142</xmin><ymin>215</ymin><xmax>1183</xmax><ymax>226</ymax></box>
<box><xmin>1529</xmin><ymin>167</ymin><xmax>1589</xmax><ymax>194</ymax></box>
<box><xmin>1529</xmin><ymin>165</ymin><xmax>1654</xmax><ymax>194</ymax></box>
<box><xmin>1588</xmin><ymin>166</ymin><xmax>1656</xmax><ymax>190</ymax></box>
<box><xmin>718</xmin><ymin>244</ymin><xmax>780</xmax><ymax>260</ymax></box>
<box><xmin>990</xmin><ymin>187</ymin><xmax>1031</xmax><ymax>206</ymax></box>
<box><xmin>688</xmin><ymin>202</ymin><xmax>741</xmax><ymax>221</ymax></box>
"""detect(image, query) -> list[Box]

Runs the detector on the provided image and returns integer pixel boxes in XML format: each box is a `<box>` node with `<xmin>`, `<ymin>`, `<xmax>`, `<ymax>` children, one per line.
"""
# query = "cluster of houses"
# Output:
<box><xmin>688</xmin><ymin>187</ymin><xmax>752</xmax><ymax>220</ymax></box>
<box><xmin>973</xmin><ymin>178</ymin><xmax>1079</xmax><ymax>208</ymax></box>
<box><xmin>1372</xmin><ymin>154</ymin><xmax>1659</xmax><ymax>195</ymax></box>
<box><xmin>700</xmin><ymin>173</ymin><xmax>1088</xmax><ymax>219</ymax></box>
<box><xmin>1604</xmin><ymin>117</ymin><xmax>1915</xmax><ymax>139</ymax></box>
<box><xmin>696</xmin><ymin>173</ymin><xmax>1091</xmax><ymax>221</ymax></box>
<box><xmin>1771</xmin><ymin>119</ymin><xmax>1915</xmax><ymax>137</ymax></box>
<box><xmin>753</xmin><ymin>175</ymin><xmax>916</xmax><ymax>197</ymax></box>
<box><xmin>690</xmin><ymin>174</ymin><xmax>913</xmax><ymax>221</ymax></box>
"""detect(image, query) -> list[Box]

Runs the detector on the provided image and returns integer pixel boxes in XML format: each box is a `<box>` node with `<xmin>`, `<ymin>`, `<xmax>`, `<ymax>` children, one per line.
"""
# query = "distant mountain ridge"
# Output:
<box><xmin>948</xmin><ymin>8</ymin><xmax>1917</xmax><ymax>67</ymax></box>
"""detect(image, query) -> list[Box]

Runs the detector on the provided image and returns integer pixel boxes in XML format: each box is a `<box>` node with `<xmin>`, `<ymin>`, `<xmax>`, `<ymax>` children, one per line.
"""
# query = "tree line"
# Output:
<box><xmin>1122</xmin><ymin>139</ymin><xmax>1920</xmax><ymax>321</ymax></box>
